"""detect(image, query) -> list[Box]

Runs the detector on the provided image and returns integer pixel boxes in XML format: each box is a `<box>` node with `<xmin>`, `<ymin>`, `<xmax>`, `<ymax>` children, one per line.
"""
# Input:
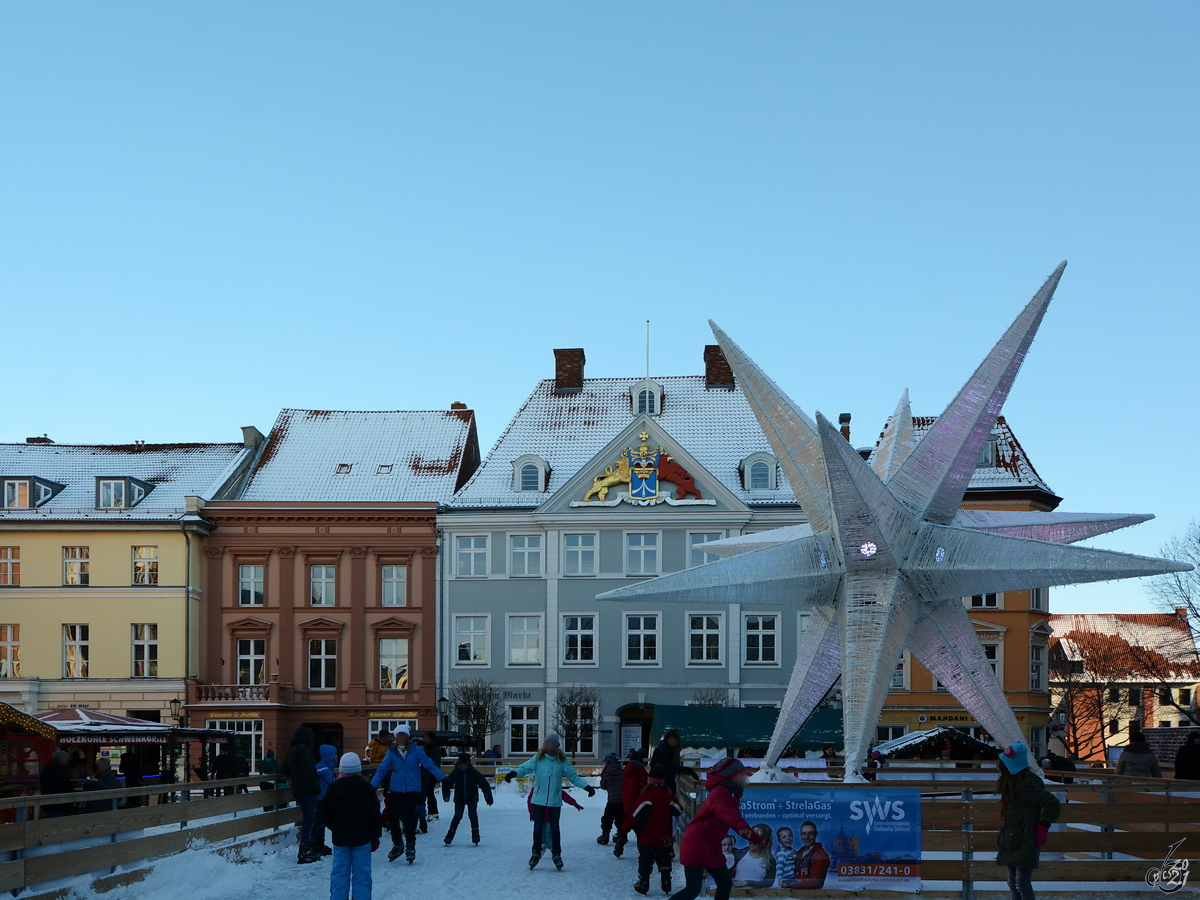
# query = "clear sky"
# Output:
<box><xmin>3</xmin><ymin>3</ymin><xmax>1197</xmax><ymax>614</ymax></box>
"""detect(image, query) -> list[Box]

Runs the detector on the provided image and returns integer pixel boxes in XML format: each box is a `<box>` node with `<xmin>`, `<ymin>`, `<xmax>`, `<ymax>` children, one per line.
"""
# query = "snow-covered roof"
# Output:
<box><xmin>0</xmin><ymin>441</ymin><xmax>249</xmax><ymax>521</ymax></box>
<box><xmin>1050</xmin><ymin>613</ymin><xmax>1200</xmax><ymax>681</ymax></box>
<box><xmin>872</xmin><ymin>726</ymin><xmax>996</xmax><ymax>757</ymax></box>
<box><xmin>451</xmin><ymin>376</ymin><xmax>799</xmax><ymax>508</ymax></box>
<box><xmin>238</xmin><ymin>408</ymin><xmax>479</xmax><ymax>502</ymax></box>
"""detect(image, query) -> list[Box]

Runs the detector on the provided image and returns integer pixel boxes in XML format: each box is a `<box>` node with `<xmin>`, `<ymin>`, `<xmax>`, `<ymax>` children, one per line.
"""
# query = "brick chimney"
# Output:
<box><xmin>25</xmin><ymin>435</ymin><xmax>53</xmax><ymax>444</ymax></box>
<box><xmin>553</xmin><ymin>349</ymin><xmax>586</xmax><ymax>395</ymax></box>
<box><xmin>450</xmin><ymin>401</ymin><xmax>468</xmax><ymax>410</ymax></box>
<box><xmin>704</xmin><ymin>345</ymin><xmax>734</xmax><ymax>389</ymax></box>
<box><xmin>1177</xmin><ymin>607</ymin><xmax>1190</xmax><ymax>621</ymax></box>
<box><xmin>839</xmin><ymin>413</ymin><xmax>852</xmax><ymax>442</ymax></box>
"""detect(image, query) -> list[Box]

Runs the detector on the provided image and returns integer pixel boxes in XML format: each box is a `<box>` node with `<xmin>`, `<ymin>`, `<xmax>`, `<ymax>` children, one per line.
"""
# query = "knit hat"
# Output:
<box><xmin>1000</xmin><ymin>741</ymin><xmax>1028</xmax><ymax>775</ymax></box>
<box><xmin>339</xmin><ymin>752</ymin><xmax>362</xmax><ymax>775</ymax></box>
<box><xmin>648</xmin><ymin>762</ymin><xmax>666</xmax><ymax>783</ymax></box>
<box><xmin>393</xmin><ymin>724</ymin><xmax>411</xmax><ymax>738</ymax></box>
<box><xmin>604</xmin><ymin>752</ymin><xmax>620</xmax><ymax>764</ymax></box>
<box><xmin>708</xmin><ymin>757</ymin><xmax>745</xmax><ymax>782</ymax></box>
<box><xmin>457</xmin><ymin>752</ymin><xmax>472</xmax><ymax>764</ymax></box>
<box><xmin>544</xmin><ymin>732</ymin><xmax>561</xmax><ymax>748</ymax></box>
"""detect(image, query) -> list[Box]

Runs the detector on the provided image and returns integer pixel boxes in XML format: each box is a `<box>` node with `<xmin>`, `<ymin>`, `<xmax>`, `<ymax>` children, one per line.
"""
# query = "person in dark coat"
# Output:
<box><xmin>650</xmin><ymin>731</ymin><xmax>696</xmax><ymax>796</ymax></box>
<box><xmin>82</xmin><ymin>757</ymin><xmax>121</xmax><ymax>814</ymax></box>
<box><xmin>311</xmin><ymin>743</ymin><xmax>338</xmax><ymax>856</ymax></box>
<box><xmin>614</xmin><ymin>748</ymin><xmax>648</xmax><ymax>857</ymax></box>
<box><xmin>324</xmin><ymin>752</ymin><xmax>382</xmax><ymax>900</ymax></box>
<box><xmin>1116</xmin><ymin>730</ymin><xmax>1162</xmax><ymax>778</ymax></box>
<box><xmin>597</xmin><ymin>752</ymin><xmax>625</xmax><ymax>845</ymax></box>
<box><xmin>40</xmin><ymin>750</ymin><xmax>75</xmax><ymax>818</ymax></box>
<box><xmin>1038</xmin><ymin>750</ymin><xmax>1076</xmax><ymax>785</ymax></box>
<box><xmin>441</xmin><ymin>752</ymin><xmax>493</xmax><ymax>845</ymax></box>
<box><xmin>995</xmin><ymin>741</ymin><xmax>1061</xmax><ymax>900</ymax></box>
<box><xmin>1174</xmin><ymin>732</ymin><xmax>1200</xmax><ymax>780</ymax></box>
<box><xmin>213</xmin><ymin>745</ymin><xmax>236</xmax><ymax>796</ymax></box>
<box><xmin>624</xmin><ymin>764</ymin><xmax>683</xmax><ymax>895</ymax></box>
<box><xmin>419</xmin><ymin>731</ymin><xmax>443</xmax><ymax>832</ymax></box>
<box><xmin>281</xmin><ymin>726</ymin><xmax>322</xmax><ymax>864</ymax></box>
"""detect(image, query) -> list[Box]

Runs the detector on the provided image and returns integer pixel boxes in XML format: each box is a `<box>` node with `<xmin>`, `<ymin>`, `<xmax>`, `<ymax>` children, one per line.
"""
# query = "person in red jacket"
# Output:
<box><xmin>625</xmin><ymin>765</ymin><xmax>683</xmax><ymax>895</ymax></box>
<box><xmin>614</xmin><ymin>748</ymin><xmax>648</xmax><ymax>858</ymax></box>
<box><xmin>668</xmin><ymin>757</ymin><xmax>762</xmax><ymax>900</ymax></box>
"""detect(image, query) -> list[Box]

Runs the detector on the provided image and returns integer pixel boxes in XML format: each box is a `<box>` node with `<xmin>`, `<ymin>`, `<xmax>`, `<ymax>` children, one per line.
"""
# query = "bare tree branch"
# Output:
<box><xmin>447</xmin><ymin>678</ymin><xmax>507</xmax><ymax>753</ymax></box>
<box><xmin>690</xmin><ymin>686</ymin><xmax>733</xmax><ymax>707</ymax></box>
<box><xmin>552</xmin><ymin>684</ymin><xmax>601</xmax><ymax>760</ymax></box>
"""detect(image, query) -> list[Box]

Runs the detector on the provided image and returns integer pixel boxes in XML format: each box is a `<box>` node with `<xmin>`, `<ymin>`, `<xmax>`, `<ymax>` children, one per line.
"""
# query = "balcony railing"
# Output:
<box><xmin>193</xmin><ymin>683</ymin><xmax>272</xmax><ymax>703</ymax></box>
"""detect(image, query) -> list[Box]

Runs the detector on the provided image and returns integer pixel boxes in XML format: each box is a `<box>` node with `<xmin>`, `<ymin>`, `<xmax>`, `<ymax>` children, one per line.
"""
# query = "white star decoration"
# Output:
<box><xmin>599</xmin><ymin>262</ymin><xmax>1192</xmax><ymax>780</ymax></box>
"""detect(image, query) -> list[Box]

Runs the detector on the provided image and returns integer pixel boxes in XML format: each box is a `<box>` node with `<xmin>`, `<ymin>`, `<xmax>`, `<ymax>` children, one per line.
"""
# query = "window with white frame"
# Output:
<box><xmin>132</xmin><ymin>546</ymin><xmax>158</xmax><ymax>585</ymax></box>
<box><xmin>98</xmin><ymin>479</ymin><xmax>126</xmax><ymax>509</ymax></box>
<box><xmin>510</xmin><ymin>535</ymin><xmax>542</xmax><ymax>577</ymax></box>
<box><xmin>563</xmin><ymin>615</ymin><xmax>596</xmax><ymax>665</ymax></box>
<box><xmin>63</xmin><ymin>625</ymin><xmax>89</xmax><ymax>678</ymax></box>
<box><xmin>511</xmin><ymin>456</ymin><xmax>550</xmax><ymax>493</ymax></box>
<box><xmin>563</xmin><ymin>534</ymin><xmax>596</xmax><ymax>576</ymax></box>
<box><xmin>207</xmin><ymin>719</ymin><xmax>265</xmax><ymax>774</ymax></box>
<box><xmin>509</xmin><ymin>705</ymin><xmax>541</xmax><ymax>754</ymax></box>
<box><xmin>688</xmin><ymin>613</ymin><xmax>723</xmax><ymax>665</ymax></box>
<box><xmin>1030</xmin><ymin>643</ymin><xmax>1046</xmax><ymax>691</ymax></box>
<box><xmin>63</xmin><ymin>547</ymin><xmax>89</xmax><ymax>586</ymax></box>
<box><xmin>563</xmin><ymin>705</ymin><xmax>595</xmax><ymax>755</ymax></box>
<box><xmin>630</xmin><ymin>379</ymin><xmax>662</xmax><ymax>416</ymax></box>
<box><xmin>625</xmin><ymin>533</ymin><xmax>658</xmax><ymax>575</ymax></box>
<box><xmin>969</xmin><ymin>593</ymin><xmax>1000</xmax><ymax>609</ymax></box>
<box><xmin>875</xmin><ymin>724</ymin><xmax>906</xmax><ymax>743</ymax></box>
<box><xmin>0</xmin><ymin>548</ymin><xmax>18</xmax><ymax>586</ymax></box>
<box><xmin>239</xmin><ymin>565</ymin><xmax>265</xmax><ymax>606</ymax></box>
<box><xmin>308</xmin><ymin>638</ymin><xmax>337</xmax><ymax>690</ymax></box>
<box><xmin>636</xmin><ymin>389</ymin><xmax>656</xmax><ymax>415</ymax></box>
<box><xmin>381</xmin><ymin>565</ymin><xmax>407</xmax><ymax>606</ymax></box>
<box><xmin>310</xmin><ymin>565</ymin><xmax>336</xmax><ymax>606</ymax></box>
<box><xmin>379</xmin><ymin>637</ymin><xmax>409</xmax><ymax>690</ymax></box>
<box><xmin>132</xmin><ymin>624</ymin><xmax>158</xmax><ymax>677</ymax></box>
<box><xmin>890</xmin><ymin>652</ymin><xmax>906</xmax><ymax>689</ymax></box>
<box><xmin>740</xmin><ymin>453</ymin><xmax>778</xmax><ymax>491</ymax></box>
<box><xmin>519</xmin><ymin>464</ymin><xmax>540</xmax><ymax>491</ymax></box>
<box><xmin>0</xmin><ymin>626</ymin><xmax>20</xmax><ymax>677</ymax></box>
<box><xmin>1029</xmin><ymin>725</ymin><xmax>1046</xmax><ymax>759</ymax></box>
<box><xmin>2</xmin><ymin>481</ymin><xmax>29</xmax><ymax>509</ymax></box>
<box><xmin>749</xmin><ymin>461</ymin><xmax>770</xmax><ymax>489</ymax></box>
<box><xmin>236</xmin><ymin>638</ymin><xmax>266</xmax><ymax>685</ymax></box>
<box><xmin>688</xmin><ymin>533</ymin><xmax>722</xmax><ymax>568</ymax></box>
<box><xmin>507</xmin><ymin>616</ymin><xmax>542</xmax><ymax>666</ymax></box>
<box><xmin>456</xmin><ymin>536</ymin><xmax>488</xmax><ymax>577</ymax></box>
<box><xmin>1030</xmin><ymin>587</ymin><xmax>1046</xmax><ymax>611</ymax></box>
<box><xmin>625</xmin><ymin>614</ymin><xmax>659</xmax><ymax>666</ymax></box>
<box><xmin>454</xmin><ymin>615</ymin><xmax>489</xmax><ymax>665</ymax></box>
<box><xmin>744</xmin><ymin>614</ymin><xmax>778</xmax><ymax>665</ymax></box>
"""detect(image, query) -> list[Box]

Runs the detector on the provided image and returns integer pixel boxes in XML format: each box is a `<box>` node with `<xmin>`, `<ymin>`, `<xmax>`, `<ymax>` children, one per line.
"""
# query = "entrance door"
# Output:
<box><xmin>302</xmin><ymin>722</ymin><xmax>345</xmax><ymax>757</ymax></box>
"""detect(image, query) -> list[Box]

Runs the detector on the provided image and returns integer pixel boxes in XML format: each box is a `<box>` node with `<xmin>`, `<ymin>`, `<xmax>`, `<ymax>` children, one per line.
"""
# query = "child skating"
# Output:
<box><xmin>624</xmin><ymin>764</ymin><xmax>683</xmax><ymax>895</ymax></box>
<box><xmin>504</xmin><ymin>732</ymin><xmax>596</xmax><ymax>870</ymax></box>
<box><xmin>323</xmin><ymin>753</ymin><xmax>383</xmax><ymax>900</ymax></box>
<box><xmin>441</xmin><ymin>752</ymin><xmax>493</xmax><ymax>846</ymax></box>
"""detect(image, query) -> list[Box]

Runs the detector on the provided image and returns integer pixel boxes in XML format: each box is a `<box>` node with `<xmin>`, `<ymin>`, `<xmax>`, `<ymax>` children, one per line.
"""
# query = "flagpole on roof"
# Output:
<box><xmin>645</xmin><ymin>320</ymin><xmax>651</xmax><ymax>378</ymax></box>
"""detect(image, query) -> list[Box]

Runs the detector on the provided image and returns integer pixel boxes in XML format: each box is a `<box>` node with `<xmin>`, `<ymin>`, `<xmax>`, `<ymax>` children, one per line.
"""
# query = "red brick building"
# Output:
<box><xmin>190</xmin><ymin>407</ymin><xmax>479</xmax><ymax>767</ymax></box>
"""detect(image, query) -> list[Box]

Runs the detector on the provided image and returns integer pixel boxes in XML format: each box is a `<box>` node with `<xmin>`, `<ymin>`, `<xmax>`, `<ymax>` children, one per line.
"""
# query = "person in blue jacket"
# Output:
<box><xmin>371</xmin><ymin>724</ymin><xmax>445</xmax><ymax>864</ymax></box>
<box><xmin>310</xmin><ymin>743</ymin><xmax>338</xmax><ymax>856</ymax></box>
<box><xmin>504</xmin><ymin>732</ymin><xmax>596</xmax><ymax>870</ymax></box>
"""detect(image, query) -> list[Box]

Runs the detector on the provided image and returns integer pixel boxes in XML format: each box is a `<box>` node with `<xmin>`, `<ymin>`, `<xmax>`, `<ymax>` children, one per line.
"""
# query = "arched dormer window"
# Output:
<box><xmin>630</xmin><ymin>379</ymin><xmax>663</xmax><ymax>417</ymax></box>
<box><xmin>740</xmin><ymin>452</ymin><xmax>778</xmax><ymax>491</ymax></box>
<box><xmin>511</xmin><ymin>455</ymin><xmax>550</xmax><ymax>493</ymax></box>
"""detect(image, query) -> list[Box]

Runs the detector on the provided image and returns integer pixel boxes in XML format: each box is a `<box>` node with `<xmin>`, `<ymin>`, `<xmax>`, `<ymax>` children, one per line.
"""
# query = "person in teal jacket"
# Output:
<box><xmin>504</xmin><ymin>732</ymin><xmax>596</xmax><ymax>870</ymax></box>
<box><xmin>371</xmin><ymin>724</ymin><xmax>446</xmax><ymax>864</ymax></box>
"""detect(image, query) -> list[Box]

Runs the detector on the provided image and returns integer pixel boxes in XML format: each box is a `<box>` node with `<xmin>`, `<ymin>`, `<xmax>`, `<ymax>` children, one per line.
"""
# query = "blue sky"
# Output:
<box><xmin>3</xmin><ymin>3</ymin><xmax>1196</xmax><ymax>613</ymax></box>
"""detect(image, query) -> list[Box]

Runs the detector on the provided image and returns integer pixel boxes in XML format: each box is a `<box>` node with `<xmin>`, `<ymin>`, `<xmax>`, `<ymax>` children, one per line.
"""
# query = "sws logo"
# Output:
<box><xmin>848</xmin><ymin>797</ymin><xmax>906</xmax><ymax>834</ymax></box>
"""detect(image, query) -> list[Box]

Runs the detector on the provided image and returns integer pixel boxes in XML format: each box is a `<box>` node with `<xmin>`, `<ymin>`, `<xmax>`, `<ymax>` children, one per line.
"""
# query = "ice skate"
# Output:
<box><xmin>387</xmin><ymin>843</ymin><xmax>402</xmax><ymax>862</ymax></box>
<box><xmin>633</xmin><ymin>881</ymin><xmax>650</xmax><ymax>895</ymax></box>
<box><xmin>553</xmin><ymin>853</ymin><xmax>563</xmax><ymax>870</ymax></box>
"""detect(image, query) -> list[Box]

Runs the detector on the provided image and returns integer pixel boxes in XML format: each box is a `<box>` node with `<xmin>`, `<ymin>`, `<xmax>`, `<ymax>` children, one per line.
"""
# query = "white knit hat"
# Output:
<box><xmin>339</xmin><ymin>752</ymin><xmax>362</xmax><ymax>774</ymax></box>
<box><xmin>393</xmin><ymin>724</ymin><xmax>411</xmax><ymax>737</ymax></box>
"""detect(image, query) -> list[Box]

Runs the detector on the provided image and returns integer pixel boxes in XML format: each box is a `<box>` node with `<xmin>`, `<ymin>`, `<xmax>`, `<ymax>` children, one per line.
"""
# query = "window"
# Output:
<box><xmin>239</xmin><ymin>565</ymin><xmax>265</xmax><ymax>606</ymax></box>
<box><xmin>1182</xmin><ymin>689</ymin><xmax>1193</xmax><ymax>706</ymax></box>
<box><xmin>0</xmin><ymin>548</ymin><xmax>18</xmax><ymax>586</ymax></box>
<box><xmin>207</xmin><ymin>719</ymin><xmax>265</xmax><ymax>775</ymax></box>
<box><xmin>1108</xmin><ymin>719</ymin><xmax>1119</xmax><ymax>736</ymax></box>
<box><xmin>982</xmin><ymin>643</ymin><xmax>999</xmax><ymax>675</ymax></box>
<box><xmin>970</xmin><ymin>593</ymin><xmax>999</xmax><ymax>609</ymax></box>
<box><xmin>2</xmin><ymin>480</ymin><xmax>29</xmax><ymax>509</ymax></box>
<box><xmin>563</xmin><ymin>706</ymin><xmax>595</xmax><ymax>755</ymax></box>
<box><xmin>370</xmin><ymin>718</ymin><xmax>418</xmax><ymax>742</ymax></box>
<box><xmin>1160</xmin><ymin>720</ymin><xmax>1172</xmax><ymax>728</ymax></box>
<box><xmin>376</xmin><ymin>464</ymin><xmax>393</xmax><ymax>475</ymax></box>
<box><xmin>509</xmin><ymin>705</ymin><xmax>541</xmax><ymax>755</ymax></box>
<box><xmin>132</xmin><ymin>546</ymin><xmax>158</xmax><ymax>585</ymax></box>
<box><xmin>456</xmin><ymin>536</ymin><xmax>488</xmax><ymax>577</ymax></box>
<box><xmin>132</xmin><ymin>624</ymin><xmax>158</xmax><ymax>677</ymax></box>
<box><xmin>744</xmin><ymin>614</ymin><xmax>778</xmax><ymax>665</ymax></box>
<box><xmin>890</xmin><ymin>652</ymin><xmax>906</xmax><ymax>689</ymax></box>
<box><xmin>381</xmin><ymin>565</ymin><xmax>407</xmax><ymax>606</ymax></box>
<box><xmin>1108</xmin><ymin>687</ymin><xmax>1121</xmax><ymax>704</ymax></box>
<box><xmin>63</xmin><ymin>625</ymin><xmax>89</xmax><ymax>678</ymax></box>
<box><xmin>236</xmin><ymin>639</ymin><xmax>266</xmax><ymax>685</ymax></box>
<box><xmin>689</xmin><ymin>533</ymin><xmax>722</xmax><ymax>568</ymax></box>
<box><xmin>507</xmin><ymin>616</ymin><xmax>542</xmax><ymax>666</ymax></box>
<box><xmin>310</xmin><ymin>565</ymin><xmax>336</xmax><ymax>606</ymax></box>
<box><xmin>454</xmin><ymin>615</ymin><xmax>489</xmax><ymax>665</ymax></box>
<box><xmin>740</xmin><ymin>453</ymin><xmax>777</xmax><ymax>490</ymax></box>
<box><xmin>510</xmin><ymin>535</ymin><xmax>542</xmax><ymax>577</ymax></box>
<box><xmin>625</xmin><ymin>533</ymin><xmax>658</xmax><ymax>575</ymax></box>
<box><xmin>636</xmin><ymin>389</ymin><xmax>656</xmax><ymax>415</ymax></box>
<box><xmin>1030</xmin><ymin>587</ymin><xmax>1046</xmax><ymax>611</ymax></box>
<box><xmin>1128</xmin><ymin>687</ymin><xmax>1141</xmax><ymax>705</ymax></box>
<box><xmin>625</xmin><ymin>614</ymin><xmax>659</xmax><ymax>666</ymax></box>
<box><xmin>379</xmin><ymin>638</ymin><xmax>409</xmax><ymax>690</ymax></box>
<box><xmin>308</xmin><ymin>638</ymin><xmax>337</xmax><ymax>690</ymax></box>
<box><xmin>978</xmin><ymin>436</ymin><xmax>999</xmax><ymax>468</ymax></box>
<box><xmin>520</xmin><ymin>465</ymin><xmax>539</xmax><ymax>491</ymax></box>
<box><xmin>511</xmin><ymin>455</ymin><xmax>550</xmax><ymax>492</ymax></box>
<box><xmin>63</xmin><ymin>547</ymin><xmax>89</xmax><ymax>586</ymax></box>
<box><xmin>0</xmin><ymin>626</ymin><xmax>20</xmax><ymax>677</ymax></box>
<box><xmin>1160</xmin><ymin>688</ymin><xmax>1172</xmax><ymax>705</ymax></box>
<box><xmin>98</xmin><ymin>479</ymin><xmax>126</xmax><ymax>508</ymax></box>
<box><xmin>688</xmin><ymin>614</ymin><xmax>723</xmax><ymax>665</ymax></box>
<box><xmin>1029</xmin><ymin>725</ymin><xmax>1045</xmax><ymax>759</ymax></box>
<box><xmin>563</xmin><ymin>534</ymin><xmax>596</xmax><ymax>576</ymax></box>
<box><xmin>1067</xmin><ymin>659</ymin><xmax>1084</xmax><ymax>675</ymax></box>
<box><xmin>749</xmin><ymin>462</ymin><xmax>770</xmax><ymax>489</ymax></box>
<box><xmin>630</xmin><ymin>380</ymin><xmax>663</xmax><ymax>416</ymax></box>
<box><xmin>563</xmin><ymin>615</ymin><xmax>596</xmax><ymax>665</ymax></box>
<box><xmin>875</xmin><ymin>724</ymin><xmax>906</xmax><ymax>743</ymax></box>
<box><xmin>1030</xmin><ymin>644</ymin><xmax>1045</xmax><ymax>690</ymax></box>
<box><xmin>335</xmin><ymin>463</ymin><xmax>352</xmax><ymax>475</ymax></box>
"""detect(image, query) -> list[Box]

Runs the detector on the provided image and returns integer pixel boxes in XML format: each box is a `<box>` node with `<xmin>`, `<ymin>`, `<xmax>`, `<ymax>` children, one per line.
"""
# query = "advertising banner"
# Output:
<box><xmin>727</xmin><ymin>787</ymin><xmax>922</xmax><ymax>893</ymax></box>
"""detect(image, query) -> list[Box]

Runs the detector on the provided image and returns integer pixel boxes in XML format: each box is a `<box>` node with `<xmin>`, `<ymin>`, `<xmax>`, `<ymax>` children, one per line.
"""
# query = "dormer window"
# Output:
<box><xmin>511</xmin><ymin>455</ymin><xmax>550</xmax><ymax>493</ymax></box>
<box><xmin>335</xmin><ymin>463</ymin><xmax>353</xmax><ymax>475</ymax></box>
<box><xmin>94</xmin><ymin>477</ymin><xmax>153</xmax><ymax>510</ymax></box>
<box><xmin>740</xmin><ymin>452</ymin><xmax>778</xmax><ymax>491</ymax></box>
<box><xmin>978</xmin><ymin>436</ymin><xmax>999</xmax><ymax>468</ymax></box>
<box><xmin>2</xmin><ymin>477</ymin><xmax>64</xmax><ymax>509</ymax></box>
<box><xmin>630</xmin><ymin>379</ymin><xmax>663</xmax><ymax>417</ymax></box>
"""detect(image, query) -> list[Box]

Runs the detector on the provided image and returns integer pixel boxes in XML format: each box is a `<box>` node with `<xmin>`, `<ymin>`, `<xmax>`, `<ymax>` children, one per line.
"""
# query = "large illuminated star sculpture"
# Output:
<box><xmin>598</xmin><ymin>262</ymin><xmax>1192</xmax><ymax>780</ymax></box>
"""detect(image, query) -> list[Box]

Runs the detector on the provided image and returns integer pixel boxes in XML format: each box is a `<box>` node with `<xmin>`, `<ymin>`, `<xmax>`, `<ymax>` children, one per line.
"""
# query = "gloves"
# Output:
<box><xmin>1034</xmin><ymin>824</ymin><xmax>1049</xmax><ymax>847</ymax></box>
<box><xmin>613</xmin><ymin>843</ymin><xmax>624</xmax><ymax>858</ymax></box>
<box><xmin>486</xmin><ymin>799</ymin><xmax>493</xmax><ymax>806</ymax></box>
<box><xmin>585</xmin><ymin>785</ymin><xmax>596</xmax><ymax>797</ymax></box>
<box><xmin>742</xmin><ymin>828</ymin><xmax>765</xmax><ymax>845</ymax></box>
<box><xmin>371</xmin><ymin>839</ymin><xmax>380</xmax><ymax>853</ymax></box>
<box><xmin>504</xmin><ymin>771</ymin><xmax>517</xmax><ymax>783</ymax></box>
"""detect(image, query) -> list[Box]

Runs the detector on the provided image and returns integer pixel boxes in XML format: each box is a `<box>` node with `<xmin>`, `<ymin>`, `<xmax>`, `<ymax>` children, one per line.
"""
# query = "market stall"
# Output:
<box><xmin>0</xmin><ymin>702</ymin><xmax>57</xmax><ymax>795</ymax></box>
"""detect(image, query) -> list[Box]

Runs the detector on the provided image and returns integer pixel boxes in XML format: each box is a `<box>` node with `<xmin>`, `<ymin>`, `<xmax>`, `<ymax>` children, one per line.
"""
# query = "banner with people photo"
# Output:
<box><xmin>724</xmin><ymin>787</ymin><xmax>922</xmax><ymax>893</ymax></box>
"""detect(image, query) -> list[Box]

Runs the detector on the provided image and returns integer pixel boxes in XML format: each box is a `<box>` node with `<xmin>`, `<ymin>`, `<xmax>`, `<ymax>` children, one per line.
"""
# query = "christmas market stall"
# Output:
<box><xmin>0</xmin><ymin>702</ymin><xmax>57</xmax><ymax>795</ymax></box>
<box><xmin>870</xmin><ymin>725</ymin><xmax>999</xmax><ymax>763</ymax></box>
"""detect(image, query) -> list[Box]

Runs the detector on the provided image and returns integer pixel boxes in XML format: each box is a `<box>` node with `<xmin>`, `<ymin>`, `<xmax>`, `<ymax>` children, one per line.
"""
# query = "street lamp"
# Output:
<box><xmin>169</xmin><ymin>697</ymin><xmax>182</xmax><ymax>721</ymax></box>
<box><xmin>437</xmin><ymin>696</ymin><xmax>449</xmax><ymax>731</ymax></box>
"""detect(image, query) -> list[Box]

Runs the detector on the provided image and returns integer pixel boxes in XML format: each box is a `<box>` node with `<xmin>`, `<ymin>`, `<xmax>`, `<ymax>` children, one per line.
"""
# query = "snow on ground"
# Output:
<box><xmin>53</xmin><ymin>780</ymin><xmax>1157</xmax><ymax>900</ymax></box>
